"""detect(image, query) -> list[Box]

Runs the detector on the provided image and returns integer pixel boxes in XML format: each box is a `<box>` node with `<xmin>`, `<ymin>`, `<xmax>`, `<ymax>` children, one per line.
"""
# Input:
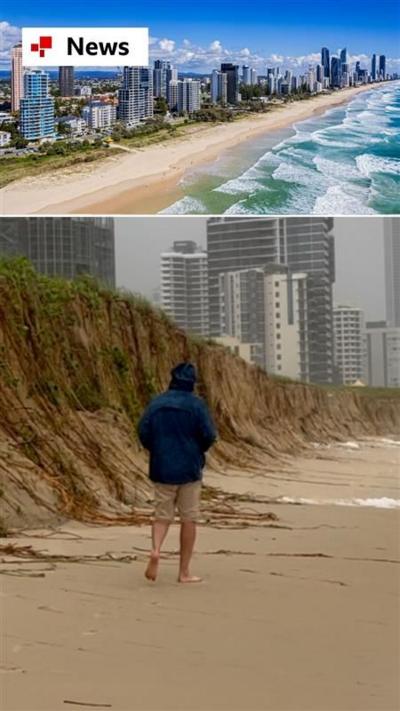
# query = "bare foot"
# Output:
<box><xmin>145</xmin><ymin>552</ymin><xmax>160</xmax><ymax>581</ymax></box>
<box><xmin>178</xmin><ymin>574</ymin><xmax>202</xmax><ymax>583</ymax></box>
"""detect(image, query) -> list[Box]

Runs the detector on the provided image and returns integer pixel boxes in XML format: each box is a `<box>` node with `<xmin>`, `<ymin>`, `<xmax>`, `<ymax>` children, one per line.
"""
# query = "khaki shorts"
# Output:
<box><xmin>154</xmin><ymin>481</ymin><xmax>201</xmax><ymax>523</ymax></box>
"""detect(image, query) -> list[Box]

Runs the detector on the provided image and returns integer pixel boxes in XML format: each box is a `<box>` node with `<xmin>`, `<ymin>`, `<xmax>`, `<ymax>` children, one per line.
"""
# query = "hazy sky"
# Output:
<box><xmin>115</xmin><ymin>217</ymin><xmax>386</xmax><ymax>322</ymax></box>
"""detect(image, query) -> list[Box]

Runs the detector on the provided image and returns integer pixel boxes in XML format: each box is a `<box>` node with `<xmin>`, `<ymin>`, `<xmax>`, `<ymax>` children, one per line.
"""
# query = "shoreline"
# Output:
<box><xmin>0</xmin><ymin>82</ymin><xmax>391</xmax><ymax>216</ymax></box>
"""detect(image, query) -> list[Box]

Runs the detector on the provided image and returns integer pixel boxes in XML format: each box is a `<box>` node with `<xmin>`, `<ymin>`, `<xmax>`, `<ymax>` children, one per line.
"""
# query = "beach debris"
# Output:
<box><xmin>64</xmin><ymin>702</ymin><xmax>112</xmax><ymax>708</ymax></box>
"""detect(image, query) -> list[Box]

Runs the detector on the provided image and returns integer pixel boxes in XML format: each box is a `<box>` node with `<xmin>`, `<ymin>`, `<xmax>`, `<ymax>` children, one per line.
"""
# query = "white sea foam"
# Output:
<box><xmin>313</xmin><ymin>185</ymin><xmax>376</xmax><ymax>215</ymax></box>
<box><xmin>313</xmin><ymin>156</ymin><xmax>361</xmax><ymax>181</ymax></box>
<box><xmin>159</xmin><ymin>196</ymin><xmax>206</xmax><ymax>214</ymax></box>
<box><xmin>214</xmin><ymin>176</ymin><xmax>264</xmax><ymax>196</ymax></box>
<box><xmin>356</xmin><ymin>154</ymin><xmax>400</xmax><ymax>178</ymax></box>
<box><xmin>278</xmin><ymin>496</ymin><xmax>400</xmax><ymax>509</ymax></box>
<box><xmin>223</xmin><ymin>200</ymin><xmax>254</xmax><ymax>214</ymax></box>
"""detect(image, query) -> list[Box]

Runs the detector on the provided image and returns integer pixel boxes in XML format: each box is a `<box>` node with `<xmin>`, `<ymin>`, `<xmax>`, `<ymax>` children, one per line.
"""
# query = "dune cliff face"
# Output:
<box><xmin>0</xmin><ymin>260</ymin><xmax>399</xmax><ymax>529</ymax></box>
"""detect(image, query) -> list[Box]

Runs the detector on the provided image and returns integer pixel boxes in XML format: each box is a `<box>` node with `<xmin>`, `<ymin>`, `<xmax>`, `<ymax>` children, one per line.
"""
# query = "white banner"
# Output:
<box><xmin>22</xmin><ymin>27</ymin><xmax>149</xmax><ymax>67</ymax></box>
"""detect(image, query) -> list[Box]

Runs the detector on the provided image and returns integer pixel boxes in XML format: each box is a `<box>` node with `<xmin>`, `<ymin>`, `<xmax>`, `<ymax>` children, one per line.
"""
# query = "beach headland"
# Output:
<box><xmin>0</xmin><ymin>83</ymin><xmax>388</xmax><ymax>216</ymax></box>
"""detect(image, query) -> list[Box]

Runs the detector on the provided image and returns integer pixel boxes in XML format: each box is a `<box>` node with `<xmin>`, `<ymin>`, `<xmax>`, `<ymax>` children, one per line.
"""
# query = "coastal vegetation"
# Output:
<box><xmin>0</xmin><ymin>258</ymin><xmax>398</xmax><ymax>529</ymax></box>
<box><xmin>0</xmin><ymin>88</ymin><xmax>346</xmax><ymax>189</ymax></box>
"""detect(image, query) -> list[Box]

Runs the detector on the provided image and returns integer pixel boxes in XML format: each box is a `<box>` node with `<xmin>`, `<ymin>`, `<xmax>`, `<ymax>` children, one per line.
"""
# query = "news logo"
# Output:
<box><xmin>22</xmin><ymin>28</ymin><xmax>149</xmax><ymax>67</ymax></box>
<box><xmin>30</xmin><ymin>36</ymin><xmax>53</xmax><ymax>58</ymax></box>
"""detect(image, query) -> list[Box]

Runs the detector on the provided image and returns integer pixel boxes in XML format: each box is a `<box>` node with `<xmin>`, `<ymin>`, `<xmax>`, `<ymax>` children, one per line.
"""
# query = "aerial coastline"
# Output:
<box><xmin>0</xmin><ymin>82</ymin><xmax>389</xmax><ymax>216</ymax></box>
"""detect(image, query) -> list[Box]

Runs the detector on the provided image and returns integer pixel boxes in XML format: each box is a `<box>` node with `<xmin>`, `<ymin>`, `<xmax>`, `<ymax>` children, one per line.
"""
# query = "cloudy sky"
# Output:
<box><xmin>1</xmin><ymin>0</ymin><xmax>399</xmax><ymax>73</ymax></box>
<box><xmin>115</xmin><ymin>217</ymin><xmax>387</xmax><ymax>322</ymax></box>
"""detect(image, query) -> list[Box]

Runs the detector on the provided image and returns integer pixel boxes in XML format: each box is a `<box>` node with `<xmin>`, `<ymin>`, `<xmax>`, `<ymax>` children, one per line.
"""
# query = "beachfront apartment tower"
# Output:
<box><xmin>0</xmin><ymin>217</ymin><xmax>116</xmax><ymax>287</ymax></box>
<box><xmin>379</xmin><ymin>55</ymin><xmax>386</xmax><ymax>79</ymax></box>
<box><xmin>333</xmin><ymin>305</ymin><xmax>365</xmax><ymax>385</ymax></box>
<box><xmin>178</xmin><ymin>79</ymin><xmax>201</xmax><ymax>114</ymax></box>
<box><xmin>330</xmin><ymin>57</ymin><xmax>341</xmax><ymax>88</ymax></box>
<box><xmin>161</xmin><ymin>241</ymin><xmax>209</xmax><ymax>336</ymax></box>
<box><xmin>211</xmin><ymin>70</ymin><xmax>228</xmax><ymax>104</ymax></box>
<box><xmin>242</xmin><ymin>66</ymin><xmax>251</xmax><ymax>85</ymax></box>
<box><xmin>207</xmin><ymin>217</ymin><xmax>334</xmax><ymax>384</ymax></box>
<box><xmin>321</xmin><ymin>47</ymin><xmax>330</xmax><ymax>80</ymax></box>
<box><xmin>118</xmin><ymin>67</ymin><xmax>153</xmax><ymax>127</ymax></box>
<box><xmin>371</xmin><ymin>54</ymin><xmax>377</xmax><ymax>80</ymax></box>
<box><xmin>364</xmin><ymin>322</ymin><xmax>400</xmax><ymax>387</ymax></box>
<box><xmin>218</xmin><ymin>268</ymin><xmax>266</xmax><ymax>368</ymax></box>
<box><xmin>20</xmin><ymin>71</ymin><xmax>55</xmax><ymax>141</ymax></box>
<box><xmin>384</xmin><ymin>217</ymin><xmax>400</xmax><ymax>328</ymax></box>
<box><xmin>82</xmin><ymin>102</ymin><xmax>117</xmax><ymax>129</ymax></box>
<box><xmin>220</xmin><ymin>63</ymin><xmax>240</xmax><ymax>104</ymax></box>
<box><xmin>153</xmin><ymin>60</ymin><xmax>177</xmax><ymax>100</ymax></box>
<box><xmin>167</xmin><ymin>80</ymin><xmax>179</xmax><ymax>112</ymax></box>
<box><xmin>11</xmin><ymin>43</ymin><xmax>24</xmax><ymax>112</ymax></box>
<box><xmin>219</xmin><ymin>264</ymin><xmax>309</xmax><ymax>380</ymax></box>
<box><xmin>59</xmin><ymin>66</ymin><xmax>75</xmax><ymax>97</ymax></box>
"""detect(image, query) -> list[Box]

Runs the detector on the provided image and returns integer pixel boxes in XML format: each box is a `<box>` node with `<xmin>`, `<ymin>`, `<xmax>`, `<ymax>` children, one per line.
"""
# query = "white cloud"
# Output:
<box><xmin>0</xmin><ymin>21</ymin><xmax>21</xmax><ymax>67</ymax></box>
<box><xmin>209</xmin><ymin>40</ymin><xmax>222</xmax><ymax>53</ymax></box>
<box><xmin>0</xmin><ymin>21</ymin><xmax>399</xmax><ymax>75</ymax></box>
<box><xmin>158</xmin><ymin>38</ymin><xmax>175</xmax><ymax>53</ymax></box>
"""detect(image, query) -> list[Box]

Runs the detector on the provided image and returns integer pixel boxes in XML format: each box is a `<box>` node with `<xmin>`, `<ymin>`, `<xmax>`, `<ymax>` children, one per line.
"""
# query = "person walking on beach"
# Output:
<box><xmin>138</xmin><ymin>362</ymin><xmax>217</xmax><ymax>583</ymax></box>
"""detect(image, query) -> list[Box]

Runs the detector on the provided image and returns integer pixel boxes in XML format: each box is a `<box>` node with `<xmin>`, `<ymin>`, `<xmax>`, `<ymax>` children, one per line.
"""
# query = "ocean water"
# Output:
<box><xmin>161</xmin><ymin>82</ymin><xmax>400</xmax><ymax>215</ymax></box>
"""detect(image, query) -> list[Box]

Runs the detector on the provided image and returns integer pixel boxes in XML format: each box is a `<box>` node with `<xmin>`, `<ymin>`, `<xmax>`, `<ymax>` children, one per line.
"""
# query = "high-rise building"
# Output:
<box><xmin>11</xmin><ymin>43</ymin><xmax>24</xmax><ymax>112</ymax></box>
<box><xmin>82</xmin><ymin>102</ymin><xmax>117</xmax><ymax>129</ymax></box>
<box><xmin>118</xmin><ymin>67</ymin><xmax>153</xmax><ymax>126</ymax></box>
<box><xmin>218</xmin><ymin>268</ymin><xmax>266</xmax><ymax>367</ymax></box>
<box><xmin>0</xmin><ymin>218</ymin><xmax>116</xmax><ymax>287</ymax></box>
<box><xmin>221</xmin><ymin>63</ymin><xmax>240</xmax><ymax>104</ymax></box>
<box><xmin>242</xmin><ymin>65</ymin><xmax>251</xmax><ymax>85</ymax></box>
<box><xmin>177</xmin><ymin>79</ymin><xmax>201</xmax><ymax>113</ymax></box>
<box><xmin>263</xmin><ymin>266</ymin><xmax>309</xmax><ymax>380</ymax></box>
<box><xmin>340</xmin><ymin>48</ymin><xmax>348</xmax><ymax>66</ymax></box>
<box><xmin>283</xmin><ymin>218</ymin><xmax>335</xmax><ymax>383</ymax></box>
<box><xmin>384</xmin><ymin>218</ymin><xmax>400</xmax><ymax>328</ymax></box>
<box><xmin>379</xmin><ymin>55</ymin><xmax>386</xmax><ymax>79</ymax></box>
<box><xmin>59</xmin><ymin>66</ymin><xmax>75</xmax><ymax>97</ymax></box>
<box><xmin>160</xmin><ymin>241</ymin><xmax>209</xmax><ymax>335</ymax></box>
<box><xmin>167</xmin><ymin>80</ymin><xmax>179</xmax><ymax>112</ymax></box>
<box><xmin>330</xmin><ymin>57</ymin><xmax>341</xmax><ymax>88</ymax></box>
<box><xmin>153</xmin><ymin>60</ymin><xmax>177</xmax><ymax>99</ymax></box>
<box><xmin>211</xmin><ymin>70</ymin><xmax>228</xmax><ymax>104</ymax></box>
<box><xmin>207</xmin><ymin>217</ymin><xmax>335</xmax><ymax>383</ymax></box>
<box><xmin>20</xmin><ymin>71</ymin><xmax>55</xmax><ymax>141</ymax></box>
<box><xmin>219</xmin><ymin>264</ymin><xmax>309</xmax><ymax>379</ymax></box>
<box><xmin>333</xmin><ymin>305</ymin><xmax>365</xmax><ymax>385</ymax></box>
<box><xmin>321</xmin><ymin>47</ymin><xmax>330</xmax><ymax>80</ymax></box>
<box><xmin>364</xmin><ymin>322</ymin><xmax>400</xmax><ymax>387</ymax></box>
<box><xmin>371</xmin><ymin>54</ymin><xmax>377</xmax><ymax>81</ymax></box>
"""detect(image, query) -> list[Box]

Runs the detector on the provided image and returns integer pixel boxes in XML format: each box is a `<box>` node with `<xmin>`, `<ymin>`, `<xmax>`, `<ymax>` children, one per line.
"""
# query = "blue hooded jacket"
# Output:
<box><xmin>138</xmin><ymin>363</ymin><xmax>217</xmax><ymax>485</ymax></box>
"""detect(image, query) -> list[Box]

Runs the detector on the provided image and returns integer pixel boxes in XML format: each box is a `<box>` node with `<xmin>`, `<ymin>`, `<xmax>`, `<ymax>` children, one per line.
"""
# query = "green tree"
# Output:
<box><xmin>154</xmin><ymin>96</ymin><xmax>168</xmax><ymax>115</ymax></box>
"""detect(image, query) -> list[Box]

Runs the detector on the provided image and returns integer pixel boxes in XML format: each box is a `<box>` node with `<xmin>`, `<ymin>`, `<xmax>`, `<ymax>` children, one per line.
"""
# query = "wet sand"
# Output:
<box><xmin>0</xmin><ymin>83</ymin><xmax>387</xmax><ymax>216</ymax></box>
<box><xmin>2</xmin><ymin>440</ymin><xmax>399</xmax><ymax>711</ymax></box>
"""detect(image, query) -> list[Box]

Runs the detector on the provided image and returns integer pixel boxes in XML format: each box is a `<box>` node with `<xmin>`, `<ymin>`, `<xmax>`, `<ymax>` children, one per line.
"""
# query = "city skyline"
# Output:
<box><xmin>115</xmin><ymin>217</ymin><xmax>387</xmax><ymax>323</ymax></box>
<box><xmin>1</xmin><ymin>10</ymin><xmax>399</xmax><ymax>74</ymax></box>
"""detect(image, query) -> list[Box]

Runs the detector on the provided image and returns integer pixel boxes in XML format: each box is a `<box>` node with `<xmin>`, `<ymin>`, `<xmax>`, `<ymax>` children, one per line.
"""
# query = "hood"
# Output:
<box><xmin>169</xmin><ymin>362</ymin><xmax>197</xmax><ymax>392</ymax></box>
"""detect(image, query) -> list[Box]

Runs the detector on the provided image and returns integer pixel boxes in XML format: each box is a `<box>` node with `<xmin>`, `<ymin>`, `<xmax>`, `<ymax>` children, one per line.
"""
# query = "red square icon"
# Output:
<box><xmin>39</xmin><ymin>50</ymin><xmax>45</xmax><ymax>57</ymax></box>
<box><xmin>31</xmin><ymin>43</ymin><xmax>39</xmax><ymax>51</ymax></box>
<box><xmin>40</xmin><ymin>36</ymin><xmax>52</xmax><ymax>49</ymax></box>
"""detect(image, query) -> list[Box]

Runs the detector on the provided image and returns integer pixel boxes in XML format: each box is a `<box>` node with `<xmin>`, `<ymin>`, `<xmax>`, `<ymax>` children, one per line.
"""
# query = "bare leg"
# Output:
<box><xmin>145</xmin><ymin>519</ymin><xmax>170</xmax><ymax>581</ymax></box>
<box><xmin>178</xmin><ymin>521</ymin><xmax>202</xmax><ymax>583</ymax></box>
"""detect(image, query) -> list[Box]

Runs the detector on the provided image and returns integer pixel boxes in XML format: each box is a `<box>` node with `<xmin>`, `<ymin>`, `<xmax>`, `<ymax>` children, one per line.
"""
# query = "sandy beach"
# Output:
<box><xmin>2</xmin><ymin>439</ymin><xmax>399</xmax><ymax>711</ymax></box>
<box><xmin>0</xmin><ymin>83</ymin><xmax>386</xmax><ymax>216</ymax></box>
